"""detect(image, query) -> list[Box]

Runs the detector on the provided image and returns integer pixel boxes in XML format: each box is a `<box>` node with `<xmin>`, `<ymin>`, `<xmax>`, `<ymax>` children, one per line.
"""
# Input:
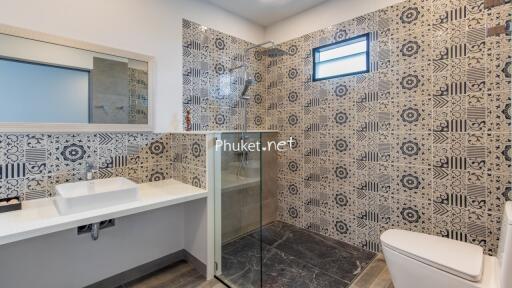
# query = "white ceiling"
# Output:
<box><xmin>202</xmin><ymin>0</ymin><xmax>330</xmax><ymax>26</ymax></box>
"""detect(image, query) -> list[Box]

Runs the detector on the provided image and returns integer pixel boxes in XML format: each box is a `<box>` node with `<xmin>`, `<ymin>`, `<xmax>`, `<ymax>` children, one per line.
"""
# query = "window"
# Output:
<box><xmin>312</xmin><ymin>33</ymin><xmax>370</xmax><ymax>81</ymax></box>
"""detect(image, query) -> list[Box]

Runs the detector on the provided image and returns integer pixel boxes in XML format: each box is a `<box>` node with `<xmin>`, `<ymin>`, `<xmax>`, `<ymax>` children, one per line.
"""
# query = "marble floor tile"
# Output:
<box><xmin>220</xmin><ymin>236</ymin><xmax>349</xmax><ymax>288</ymax></box>
<box><xmin>261</xmin><ymin>221</ymin><xmax>375</xmax><ymax>282</ymax></box>
<box><xmin>221</xmin><ymin>236</ymin><xmax>262</xmax><ymax>287</ymax></box>
<box><xmin>219</xmin><ymin>221</ymin><xmax>377</xmax><ymax>288</ymax></box>
<box><xmin>261</xmin><ymin>248</ymin><xmax>350</xmax><ymax>288</ymax></box>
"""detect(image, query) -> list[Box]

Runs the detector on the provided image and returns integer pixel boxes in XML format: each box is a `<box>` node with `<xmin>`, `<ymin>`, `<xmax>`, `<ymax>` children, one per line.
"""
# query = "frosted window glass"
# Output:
<box><xmin>318</xmin><ymin>41</ymin><xmax>367</xmax><ymax>62</ymax></box>
<box><xmin>316</xmin><ymin>54</ymin><xmax>367</xmax><ymax>79</ymax></box>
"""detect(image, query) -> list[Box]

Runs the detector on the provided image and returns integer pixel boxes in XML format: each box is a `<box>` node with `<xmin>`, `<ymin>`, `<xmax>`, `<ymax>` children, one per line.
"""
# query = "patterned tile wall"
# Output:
<box><xmin>0</xmin><ymin>133</ymin><xmax>206</xmax><ymax>201</ymax></box>
<box><xmin>182</xmin><ymin>19</ymin><xmax>268</xmax><ymax>131</ymax></box>
<box><xmin>269</xmin><ymin>0</ymin><xmax>511</xmax><ymax>256</ymax></box>
<box><xmin>171</xmin><ymin>133</ymin><xmax>207</xmax><ymax>189</ymax></box>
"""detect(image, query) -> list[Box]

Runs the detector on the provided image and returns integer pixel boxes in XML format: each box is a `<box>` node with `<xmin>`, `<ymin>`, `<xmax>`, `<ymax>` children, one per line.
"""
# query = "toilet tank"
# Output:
<box><xmin>498</xmin><ymin>202</ymin><xmax>512</xmax><ymax>288</ymax></box>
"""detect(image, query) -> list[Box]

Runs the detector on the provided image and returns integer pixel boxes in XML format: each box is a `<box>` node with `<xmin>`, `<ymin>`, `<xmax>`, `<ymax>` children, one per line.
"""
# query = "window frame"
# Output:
<box><xmin>312</xmin><ymin>33</ymin><xmax>370</xmax><ymax>82</ymax></box>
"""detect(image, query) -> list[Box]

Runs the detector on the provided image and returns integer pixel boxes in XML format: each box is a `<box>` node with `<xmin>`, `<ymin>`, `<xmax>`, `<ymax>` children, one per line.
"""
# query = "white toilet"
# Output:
<box><xmin>381</xmin><ymin>202</ymin><xmax>512</xmax><ymax>288</ymax></box>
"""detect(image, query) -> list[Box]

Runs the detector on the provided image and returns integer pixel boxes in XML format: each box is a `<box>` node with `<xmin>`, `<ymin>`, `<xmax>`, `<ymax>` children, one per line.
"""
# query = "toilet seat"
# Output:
<box><xmin>381</xmin><ymin>229</ymin><xmax>484</xmax><ymax>282</ymax></box>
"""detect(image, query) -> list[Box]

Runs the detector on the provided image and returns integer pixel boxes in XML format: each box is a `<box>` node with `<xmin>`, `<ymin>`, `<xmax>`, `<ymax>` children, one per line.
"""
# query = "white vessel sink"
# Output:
<box><xmin>54</xmin><ymin>177</ymin><xmax>139</xmax><ymax>215</ymax></box>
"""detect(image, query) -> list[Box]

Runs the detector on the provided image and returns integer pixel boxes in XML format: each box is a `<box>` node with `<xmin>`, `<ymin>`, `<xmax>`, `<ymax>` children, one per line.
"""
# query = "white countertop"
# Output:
<box><xmin>0</xmin><ymin>179</ymin><xmax>207</xmax><ymax>246</ymax></box>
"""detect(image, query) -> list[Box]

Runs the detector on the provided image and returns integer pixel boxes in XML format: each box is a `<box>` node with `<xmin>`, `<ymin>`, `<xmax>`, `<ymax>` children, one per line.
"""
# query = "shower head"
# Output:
<box><xmin>263</xmin><ymin>47</ymin><xmax>289</xmax><ymax>58</ymax></box>
<box><xmin>241</xmin><ymin>78</ymin><xmax>254</xmax><ymax>99</ymax></box>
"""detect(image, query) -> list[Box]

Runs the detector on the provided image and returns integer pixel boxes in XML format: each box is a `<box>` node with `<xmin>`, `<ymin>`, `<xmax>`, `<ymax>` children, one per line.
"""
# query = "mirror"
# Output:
<box><xmin>0</xmin><ymin>26</ymin><xmax>152</xmax><ymax>131</ymax></box>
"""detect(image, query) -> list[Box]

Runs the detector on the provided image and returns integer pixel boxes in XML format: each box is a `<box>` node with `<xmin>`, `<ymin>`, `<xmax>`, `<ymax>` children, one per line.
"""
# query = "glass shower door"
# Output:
<box><xmin>214</xmin><ymin>132</ymin><xmax>263</xmax><ymax>288</ymax></box>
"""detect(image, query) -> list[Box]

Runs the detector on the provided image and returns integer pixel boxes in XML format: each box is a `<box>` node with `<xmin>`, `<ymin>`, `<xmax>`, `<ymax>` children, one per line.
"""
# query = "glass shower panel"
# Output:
<box><xmin>214</xmin><ymin>132</ymin><xmax>263</xmax><ymax>288</ymax></box>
